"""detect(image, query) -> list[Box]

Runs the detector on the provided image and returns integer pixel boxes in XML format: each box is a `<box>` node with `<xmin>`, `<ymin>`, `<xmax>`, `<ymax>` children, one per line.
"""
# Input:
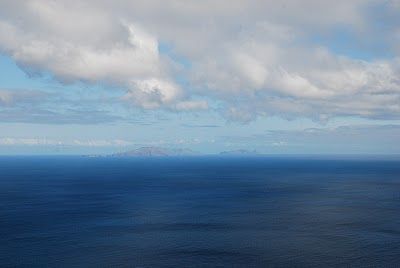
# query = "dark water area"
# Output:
<box><xmin>0</xmin><ymin>156</ymin><xmax>400</xmax><ymax>267</ymax></box>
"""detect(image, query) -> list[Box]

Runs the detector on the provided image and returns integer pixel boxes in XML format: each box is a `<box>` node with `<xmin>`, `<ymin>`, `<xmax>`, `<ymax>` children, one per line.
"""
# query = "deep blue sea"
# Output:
<box><xmin>1</xmin><ymin>156</ymin><xmax>400</xmax><ymax>267</ymax></box>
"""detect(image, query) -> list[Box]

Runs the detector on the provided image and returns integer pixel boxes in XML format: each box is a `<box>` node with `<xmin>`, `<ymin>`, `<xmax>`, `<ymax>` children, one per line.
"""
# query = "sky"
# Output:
<box><xmin>0</xmin><ymin>0</ymin><xmax>400</xmax><ymax>155</ymax></box>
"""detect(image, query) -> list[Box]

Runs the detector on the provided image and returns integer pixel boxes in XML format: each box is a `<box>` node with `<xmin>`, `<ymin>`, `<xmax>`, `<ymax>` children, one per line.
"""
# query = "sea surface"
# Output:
<box><xmin>0</xmin><ymin>156</ymin><xmax>400</xmax><ymax>267</ymax></box>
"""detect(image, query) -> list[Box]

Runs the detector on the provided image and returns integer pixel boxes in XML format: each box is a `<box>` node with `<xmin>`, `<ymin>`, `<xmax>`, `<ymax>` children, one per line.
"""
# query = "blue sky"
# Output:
<box><xmin>0</xmin><ymin>1</ymin><xmax>399</xmax><ymax>155</ymax></box>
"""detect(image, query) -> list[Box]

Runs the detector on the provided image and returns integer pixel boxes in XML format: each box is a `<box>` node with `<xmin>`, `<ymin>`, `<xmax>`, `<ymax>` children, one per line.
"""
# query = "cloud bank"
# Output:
<box><xmin>0</xmin><ymin>0</ymin><xmax>400</xmax><ymax>122</ymax></box>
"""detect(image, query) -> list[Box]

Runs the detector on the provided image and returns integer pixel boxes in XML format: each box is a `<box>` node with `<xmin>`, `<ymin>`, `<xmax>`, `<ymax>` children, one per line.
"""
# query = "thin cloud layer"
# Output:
<box><xmin>0</xmin><ymin>0</ymin><xmax>399</xmax><ymax>121</ymax></box>
<box><xmin>0</xmin><ymin>87</ymin><xmax>123</xmax><ymax>124</ymax></box>
<box><xmin>217</xmin><ymin>124</ymin><xmax>400</xmax><ymax>154</ymax></box>
<box><xmin>0</xmin><ymin>137</ymin><xmax>133</xmax><ymax>147</ymax></box>
<box><xmin>0</xmin><ymin>89</ymin><xmax>46</xmax><ymax>106</ymax></box>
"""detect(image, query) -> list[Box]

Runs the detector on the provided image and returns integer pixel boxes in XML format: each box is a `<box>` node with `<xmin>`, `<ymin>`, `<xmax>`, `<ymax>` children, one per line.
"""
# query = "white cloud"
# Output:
<box><xmin>0</xmin><ymin>16</ymin><xmax>161</xmax><ymax>83</ymax></box>
<box><xmin>0</xmin><ymin>0</ymin><xmax>399</xmax><ymax>121</ymax></box>
<box><xmin>123</xmin><ymin>79</ymin><xmax>209</xmax><ymax>111</ymax></box>
<box><xmin>124</xmin><ymin>78</ymin><xmax>182</xmax><ymax>109</ymax></box>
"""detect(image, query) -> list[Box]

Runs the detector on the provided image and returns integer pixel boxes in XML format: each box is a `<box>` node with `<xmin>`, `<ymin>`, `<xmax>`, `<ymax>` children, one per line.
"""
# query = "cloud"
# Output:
<box><xmin>0</xmin><ymin>1</ymin><xmax>202</xmax><ymax>110</ymax></box>
<box><xmin>0</xmin><ymin>87</ymin><xmax>124</xmax><ymax>124</ymax></box>
<box><xmin>218</xmin><ymin>124</ymin><xmax>400</xmax><ymax>153</ymax></box>
<box><xmin>0</xmin><ymin>1</ymin><xmax>399</xmax><ymax>121</ymax></box>
<box><xmin>174</xmin><ymin>100</ymin><xmax>208</xmax><ymax>111</ymax></box>
<box><xmin>181</xmin><ymin>124</ymin><xmax>220</xmax><ymax>128</ymax></box>
<box><xmin>191</xmin><ymin>31</ymin><xmax>400</xmax><ymax>121</ymax></box>
<box><xmin>0</xmin><ymin>137</ymin><xmax>133</xmax><ymax>147</ymax></box>
<box><xmin>123</xmin><ymin>79</ymin><xmax>182</xmax><ymax>109</ymax></box>
<box><xmin>0</xmin><ymin>2</ymin><xmax>161</xmax><ymax>83</ymax></box>
<box><xmin>0</xmin><ymin>107</ymin><xmax>122</xmax><ymax>124</ymax></box>
<box><xmin>0</xmin><ymin>91</ymin><xmax>13</xmax><ymax>104</ymax></box>
<box><xmin>0</xmin><ymin>89</ymin><xmax>46</xmax><ymax>106</ymax></box>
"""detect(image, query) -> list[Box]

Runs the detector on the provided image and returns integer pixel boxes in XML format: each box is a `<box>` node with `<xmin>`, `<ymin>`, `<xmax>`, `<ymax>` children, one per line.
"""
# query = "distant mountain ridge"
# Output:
<box><xmin>219</xmin><ymin>149</ymin><xmax>259</xmax><ymax>156</ymax></box>
<box><xmin>105</xmin><ymin>147</ymin><xmax>262</xmax><ymax>157</ymax></box>
<box><xmin>112</xmin><ymin>146</ymin><xmax>198</xmax><ymax>157</ymax></box>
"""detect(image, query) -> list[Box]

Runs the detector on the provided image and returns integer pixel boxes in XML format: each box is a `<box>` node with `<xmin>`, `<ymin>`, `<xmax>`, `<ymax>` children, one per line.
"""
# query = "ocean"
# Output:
<box><xmin>1</xmin><ymin>156</ymin><xmax>399</xmax><ymax>267</ymax></box>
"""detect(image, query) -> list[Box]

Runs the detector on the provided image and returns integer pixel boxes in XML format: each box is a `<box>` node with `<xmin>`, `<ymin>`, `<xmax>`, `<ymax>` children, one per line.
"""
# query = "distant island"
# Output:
<box><xmin>219</xmin><ymin>149</ymin><xmax>259</xmax><ymax>156</ymax></box>
<box><xmin>111</xmin><ymin>146</ymin><xmax>199</xmax><ymax>157</ymax></box>
<box><xmin>86</xmin><ymin>146</ymin><xmax>262</xmax><ymax>158</ymax></box>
